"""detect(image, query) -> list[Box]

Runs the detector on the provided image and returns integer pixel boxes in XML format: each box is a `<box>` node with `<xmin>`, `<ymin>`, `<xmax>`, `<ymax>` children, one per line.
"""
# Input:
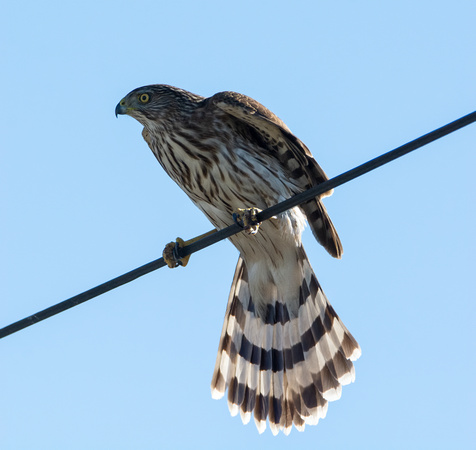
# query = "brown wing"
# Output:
<box><xmin>204</xmin><ymin>91</ymin><xmax>343</xmax><ymax>258</ymax></box>
<box><xmin>207</xmin><ymin>91</ymin><xmax>330</xmax><ymax>187</ymax></box>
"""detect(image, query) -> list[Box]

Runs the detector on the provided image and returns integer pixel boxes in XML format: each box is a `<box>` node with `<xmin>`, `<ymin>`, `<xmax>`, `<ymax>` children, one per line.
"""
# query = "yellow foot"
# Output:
<box><xmin>163</xmin><ymin>238</ymin><xmax>189</xmax><ymax>268</ymax></box>
<box><xmin>233</xmin><ymin>207</ymin><xmax>262</xmax><ymax>235</ymax></box>
<box><xmin>162</xmin><ymin>229</ymin><xmax>217</xmax><ymax>268</ymax></box>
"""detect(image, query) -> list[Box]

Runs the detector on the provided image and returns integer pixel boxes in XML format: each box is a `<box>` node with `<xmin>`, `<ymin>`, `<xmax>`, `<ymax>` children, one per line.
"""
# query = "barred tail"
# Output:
<box><xmin>210</xmin><ymin>249</ymin><xmax>360</xmax><ymax>435</ymax></box>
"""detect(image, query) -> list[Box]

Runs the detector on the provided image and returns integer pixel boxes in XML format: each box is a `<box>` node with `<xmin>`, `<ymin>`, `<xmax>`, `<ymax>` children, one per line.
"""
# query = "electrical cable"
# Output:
<box><xmin>1</xmin><ymin>110</ymin><xmax>474</xmax><ymax>340</ymax></box>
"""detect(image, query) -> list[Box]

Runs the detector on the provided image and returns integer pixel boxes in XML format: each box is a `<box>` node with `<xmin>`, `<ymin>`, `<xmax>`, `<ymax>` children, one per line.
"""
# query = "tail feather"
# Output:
<box><xmin>269</xmin><ymin>319</ymin><xmax>285</xmax><ymax>435</ymax></box>
<box><xmin>211</xmin><ymin>250</ymin><xmax>360</xmax><ymax>434</ymax></box>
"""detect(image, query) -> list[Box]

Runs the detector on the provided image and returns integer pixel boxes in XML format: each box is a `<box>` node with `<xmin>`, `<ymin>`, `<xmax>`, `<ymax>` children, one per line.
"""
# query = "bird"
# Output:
<box><xmin>115</xmin><ymin>85</ymin><xmax>361</xmax><ymax>435</ymax></box>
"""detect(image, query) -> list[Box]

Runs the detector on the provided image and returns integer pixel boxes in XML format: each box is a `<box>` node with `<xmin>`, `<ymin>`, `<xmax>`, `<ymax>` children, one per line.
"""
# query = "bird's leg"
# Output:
<box><xmin>233</xmin><ymin>207</ymin><xmax>262</xmax><ymax>235</ymax></box>
<box><xmin>163</xmin><ymin>229</ymin><xmax>217</xmax><ymax>268</ymax></box>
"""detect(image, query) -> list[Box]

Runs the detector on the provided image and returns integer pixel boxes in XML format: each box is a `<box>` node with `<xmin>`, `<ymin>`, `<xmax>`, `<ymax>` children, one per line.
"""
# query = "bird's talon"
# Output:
<box><xmin>162</xmin><ymin>230</ymin><xmax>217</xmax><ymax>269</ymax></box>
<box><xmin>163</xmin><ymin>238</ymin><xmax>191</xmax><ymax>268</ymax></box>
<box><xmin>233</xmin><ymin>208</ymin><xmax>262</xmax><ymax>235</ymax></box>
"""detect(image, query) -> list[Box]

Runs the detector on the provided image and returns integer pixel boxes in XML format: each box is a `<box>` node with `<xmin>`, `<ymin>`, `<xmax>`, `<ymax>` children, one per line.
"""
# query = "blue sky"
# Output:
<box><xmin>1</xmin><ymin>1</ymin><xmax>475</xmax><ymax>449</ymax></box>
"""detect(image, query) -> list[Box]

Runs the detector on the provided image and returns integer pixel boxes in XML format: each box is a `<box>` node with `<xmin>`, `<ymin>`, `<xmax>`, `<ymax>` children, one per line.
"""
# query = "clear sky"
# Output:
<box><xmin>1</xmin><ymin>1</ymin><xmax>475</xmax><ymax>449</ymax></box>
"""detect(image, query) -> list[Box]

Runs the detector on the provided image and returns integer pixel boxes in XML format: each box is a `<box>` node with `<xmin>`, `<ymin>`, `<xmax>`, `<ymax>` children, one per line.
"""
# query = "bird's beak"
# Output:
<box><xmin>115</xmin><ymin>100</ymin><xmax>127</xmax><ymax>118</ymax></box>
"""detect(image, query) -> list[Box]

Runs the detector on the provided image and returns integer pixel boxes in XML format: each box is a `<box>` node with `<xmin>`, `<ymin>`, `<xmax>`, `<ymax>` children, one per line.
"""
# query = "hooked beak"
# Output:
<box><xmin>115</xmin><ymin>100</ymin><xmax>127</xmax><ymax>118</ymax></box>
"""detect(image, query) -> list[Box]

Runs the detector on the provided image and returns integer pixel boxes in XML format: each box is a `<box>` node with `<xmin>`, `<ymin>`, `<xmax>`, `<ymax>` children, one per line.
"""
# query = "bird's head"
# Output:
<box><xmin>115</xmin><ymin>84</ymin><xmax>203</xmax><ymax>127</ymax></box>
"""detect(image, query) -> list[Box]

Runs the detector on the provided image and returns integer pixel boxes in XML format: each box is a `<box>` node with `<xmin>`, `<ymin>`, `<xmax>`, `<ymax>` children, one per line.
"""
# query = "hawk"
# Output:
<box><xmin>115</xmin><ymin>85</ymin><xmax>361</xmax><ymax>435</ymax></box>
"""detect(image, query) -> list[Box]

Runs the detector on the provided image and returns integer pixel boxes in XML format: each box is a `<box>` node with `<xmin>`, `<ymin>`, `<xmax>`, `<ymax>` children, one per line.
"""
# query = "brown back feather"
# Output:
<box><xmin>205</xmin><ymin>91</ymin><xmax>342</xmax><ymax>257</ymax></box>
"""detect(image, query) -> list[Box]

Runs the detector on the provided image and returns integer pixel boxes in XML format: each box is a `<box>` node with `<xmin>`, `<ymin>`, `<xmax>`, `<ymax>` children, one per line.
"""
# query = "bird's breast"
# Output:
<box><xmin>147</xmin><ymin>126</ymin><xmax>303</xmax><ymax>227</ymax></box>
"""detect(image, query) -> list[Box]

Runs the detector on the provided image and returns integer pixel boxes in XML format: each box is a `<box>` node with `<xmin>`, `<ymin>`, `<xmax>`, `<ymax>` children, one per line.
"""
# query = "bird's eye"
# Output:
<box><xmin>139</xmin><ymin>93</ymin><xmax>150</xmax><ymax>104</ymax></box>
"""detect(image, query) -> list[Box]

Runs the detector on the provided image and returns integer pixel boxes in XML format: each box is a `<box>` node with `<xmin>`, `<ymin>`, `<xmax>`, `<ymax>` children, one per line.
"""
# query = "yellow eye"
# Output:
<box><xmin>138</xmin><ymin>93</ymin><xmax>150</xmax><ymax>103</ymax></box>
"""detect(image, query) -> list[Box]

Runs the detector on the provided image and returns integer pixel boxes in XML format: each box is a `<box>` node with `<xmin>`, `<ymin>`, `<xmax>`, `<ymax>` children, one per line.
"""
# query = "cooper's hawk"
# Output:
<box><xmin>115</xmin><ymin>85</ymin><xmax>361</xmax><ymax>435</ymax></box>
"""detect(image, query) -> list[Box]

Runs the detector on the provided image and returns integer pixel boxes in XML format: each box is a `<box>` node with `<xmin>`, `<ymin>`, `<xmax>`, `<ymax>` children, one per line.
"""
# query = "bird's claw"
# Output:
<box><xmin>163</xmin><ymin>237</ymin><xmax>191</xmax><ymax>268</ymax></box>
<box><xmin>162</xmin><ymin>229</ymin><xmax>217</xmax><ymax>269</ymax></box>
<box><xmin>233</xmin><ymin>207</ymin><xmax>262</xmax><ymax>235</ymax></box>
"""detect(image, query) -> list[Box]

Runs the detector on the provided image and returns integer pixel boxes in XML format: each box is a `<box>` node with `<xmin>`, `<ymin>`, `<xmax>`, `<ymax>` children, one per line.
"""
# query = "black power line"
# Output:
<box><xmin>1</xmin><ymin>110</ymin><xmax>475</xmax><ymax>340</ymax></box>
